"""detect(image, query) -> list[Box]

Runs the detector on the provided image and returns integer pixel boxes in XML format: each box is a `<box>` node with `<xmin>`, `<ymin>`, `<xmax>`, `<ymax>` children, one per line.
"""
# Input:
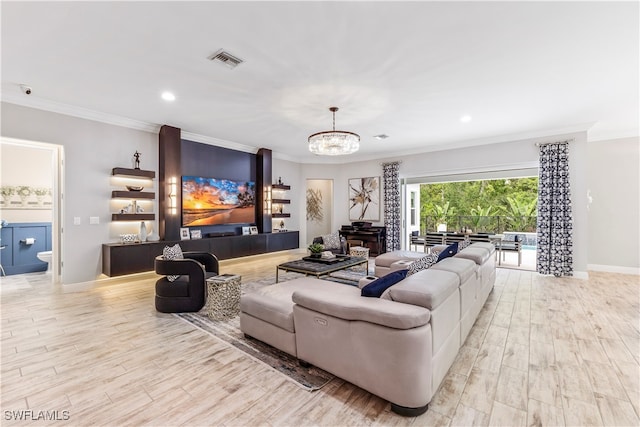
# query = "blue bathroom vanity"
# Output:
<box><xmin>0</xmin><ymin>222</ymin><xmax>51</xmax><ymax>275</ymax></box>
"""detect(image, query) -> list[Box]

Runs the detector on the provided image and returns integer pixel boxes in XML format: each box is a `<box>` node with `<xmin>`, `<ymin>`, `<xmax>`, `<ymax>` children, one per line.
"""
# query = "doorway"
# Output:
<box><xmin>0</xmin><ymin>137</ymin><xmax>64</xmax><ymax>282</ymax></box>
<box><xmin>402</xmin><ymin>168</ymin><xmax>538</xmax><ymax>271</ymax></box>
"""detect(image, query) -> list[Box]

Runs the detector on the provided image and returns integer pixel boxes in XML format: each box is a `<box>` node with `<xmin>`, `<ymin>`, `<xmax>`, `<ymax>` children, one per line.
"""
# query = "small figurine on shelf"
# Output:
<box><xmin>133</xmin><ymin>151</ymin><xmax>141</xmax><ymax>169</ymax></box>
<box><xmin>279</xmin><ymin>220</ymin><xmax>285</xmax><ymax>229</ymax></box>
<box><xmin>278</xmin><ymin>176</ymin><xmax>282</xmax><ymax>185</ymax></box>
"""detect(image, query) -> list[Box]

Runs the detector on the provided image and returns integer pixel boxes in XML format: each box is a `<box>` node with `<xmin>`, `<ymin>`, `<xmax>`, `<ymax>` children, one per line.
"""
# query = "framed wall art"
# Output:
<box><xmin>348</xmin><ymin>176</ymin><xmax>380</xmax><ymax>221</ymax></box>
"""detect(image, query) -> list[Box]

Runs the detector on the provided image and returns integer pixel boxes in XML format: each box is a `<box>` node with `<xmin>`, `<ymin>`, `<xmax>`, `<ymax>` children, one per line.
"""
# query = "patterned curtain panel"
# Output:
<box><xmin>383</xmin><ymin>162</ymin><xmax>401</xmax><ymax>251</ymax></box>
<box><xmin>537</xmin><ymin>142</ymin><xmax>573</xmax><ymax>276</ymax></box>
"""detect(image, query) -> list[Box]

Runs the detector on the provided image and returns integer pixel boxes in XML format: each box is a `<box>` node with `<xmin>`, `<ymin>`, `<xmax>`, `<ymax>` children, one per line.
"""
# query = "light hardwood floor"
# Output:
<box><xmin>1</xmin><ymin>252</ymin><xmax>639</xmax><ymax>426</ymax></box>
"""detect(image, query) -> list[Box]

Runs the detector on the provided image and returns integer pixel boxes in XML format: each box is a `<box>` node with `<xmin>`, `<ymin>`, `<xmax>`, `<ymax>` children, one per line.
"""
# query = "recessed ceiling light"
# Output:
<box><xmin>373</xmin><ymin>134</ymin><xmax>389</xmax><ymax>140</ymax></box>
<box><xmin>460</xmin><ymin>115</ymin><xmax>472</xmax><ymax>123</ymax></box>
<box><xmin>161</xmin><ymin>91</ymin><xmax>176</xmax><ymax>102</ymax></box>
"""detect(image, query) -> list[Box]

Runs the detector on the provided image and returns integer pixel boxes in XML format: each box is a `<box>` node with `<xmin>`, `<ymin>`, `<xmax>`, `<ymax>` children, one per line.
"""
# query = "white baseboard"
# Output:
<box><xmin>587</xmin><ymin>264</ymin><xmax>640</xmax><ymax>276</ymax></box>
<box><xmin>573</xmin><ymin>271</ymin><xmax>589</xmax><ymax>280</ymax></box>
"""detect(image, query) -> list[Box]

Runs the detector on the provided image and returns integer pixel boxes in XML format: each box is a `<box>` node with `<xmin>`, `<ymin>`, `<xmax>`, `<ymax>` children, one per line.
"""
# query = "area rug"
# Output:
<box><xmin>176</xmin><ymin>269</ymin><xmax>367</xmax><ymax>391</ymax></box>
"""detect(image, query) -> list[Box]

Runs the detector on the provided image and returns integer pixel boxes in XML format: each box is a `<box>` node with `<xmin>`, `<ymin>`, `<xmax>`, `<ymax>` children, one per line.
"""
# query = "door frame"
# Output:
<box><xmin>1</xmin><ymin>137</ymin><xmax>65</xmax><ymax>283</ymax></box>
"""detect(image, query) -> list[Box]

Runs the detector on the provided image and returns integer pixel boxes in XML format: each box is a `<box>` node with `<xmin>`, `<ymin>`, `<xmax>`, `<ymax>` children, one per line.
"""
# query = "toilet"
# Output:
<box><xmin>37</xmin><ymin>251</ymin><xmax>52</xmax><ymax>273</ymax></box>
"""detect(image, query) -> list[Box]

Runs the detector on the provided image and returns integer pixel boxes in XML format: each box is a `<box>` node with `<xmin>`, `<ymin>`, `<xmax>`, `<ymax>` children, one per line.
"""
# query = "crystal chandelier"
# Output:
<box><xmin>308</xmin><ymin>107</ymin><xmax>360</xmax><ymax>156</ymax></box>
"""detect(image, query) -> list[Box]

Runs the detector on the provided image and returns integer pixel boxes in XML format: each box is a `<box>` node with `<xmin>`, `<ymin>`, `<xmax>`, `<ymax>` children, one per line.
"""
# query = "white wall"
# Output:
<box><xmin>2</xmin><ymin>102</ymin><xmax>158</xmax><ymax>284</ymax></box>
<box><xmin>588</xmin><ymin>137</ymin><xmax>640</xmax><ymax>272</ymax></box>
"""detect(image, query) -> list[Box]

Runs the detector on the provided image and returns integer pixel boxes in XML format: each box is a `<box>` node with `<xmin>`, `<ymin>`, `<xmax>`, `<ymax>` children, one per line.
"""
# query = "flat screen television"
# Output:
<box><xmin>181</xmin><ymin>176</ymin><xmax>256</xmax><ymax>227</ymax></box>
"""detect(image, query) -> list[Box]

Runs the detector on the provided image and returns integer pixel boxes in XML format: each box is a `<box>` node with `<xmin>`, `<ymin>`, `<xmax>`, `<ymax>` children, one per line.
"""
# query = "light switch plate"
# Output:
<box><xmin>89</xmin><ymin>216</ymin><xmax>99</xmax><ymax>225</ymax></box>
<box><xmin>73</xmin><ymin>217</ymin><xmax>81</xmax><ymax>225</ymax></box>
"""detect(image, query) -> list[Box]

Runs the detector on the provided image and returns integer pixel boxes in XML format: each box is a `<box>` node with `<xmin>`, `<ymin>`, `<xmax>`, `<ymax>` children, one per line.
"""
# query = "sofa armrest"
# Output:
<box><xmin>358</xmin><ymin>275</ymin><xmax>378</xmax><ymax>289</ymax></box>
<box><xmin>387</xmin><ymin>269</ymin><xmax>459</xmax><ymax>311</ymax></box>
<box><xmin>292</xmin><ymin>287</ymin><xmax>430</xmax><ymax>330</ymax></box>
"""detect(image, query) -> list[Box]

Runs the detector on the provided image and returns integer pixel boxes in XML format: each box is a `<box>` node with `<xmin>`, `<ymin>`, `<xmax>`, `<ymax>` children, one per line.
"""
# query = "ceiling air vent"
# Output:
<box><xmin>208</xmin><ymin>49</ymin><xmax>244</xmax><ymax>69</ymax></box>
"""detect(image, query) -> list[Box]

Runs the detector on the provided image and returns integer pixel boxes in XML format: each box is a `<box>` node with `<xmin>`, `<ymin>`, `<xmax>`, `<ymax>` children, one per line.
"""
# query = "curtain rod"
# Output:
<box><xmin>535</xmin><ymin>139</ymin><xmax>574</xmax><ymax>147</ymax></box>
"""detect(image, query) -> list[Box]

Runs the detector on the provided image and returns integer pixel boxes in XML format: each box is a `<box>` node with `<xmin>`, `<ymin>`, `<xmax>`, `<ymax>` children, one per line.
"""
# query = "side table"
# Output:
<box><xmin>204</xmin><ymin>274</ymin><xmax>241</xmax><ymax>320</ymax></box>
<box><xmin>349</xmin><ymin>246</ymin><xmax>370</xmax><ymax>273</ymax></box>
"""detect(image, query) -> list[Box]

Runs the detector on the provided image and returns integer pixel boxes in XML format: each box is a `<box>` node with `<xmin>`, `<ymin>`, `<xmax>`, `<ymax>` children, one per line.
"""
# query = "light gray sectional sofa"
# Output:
<box><xmin>239</xmin><ymin>242</ymin><xmax>496</xmax><ymax>416</ymax></box>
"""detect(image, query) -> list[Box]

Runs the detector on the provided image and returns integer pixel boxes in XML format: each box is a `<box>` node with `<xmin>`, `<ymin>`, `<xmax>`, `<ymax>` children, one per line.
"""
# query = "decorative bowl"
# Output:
<box><xmin>119</xmin><ymin>233</ymin><xmax>139</xmax><ymax>244</ymax></box>
<box><xmin>126</xmin><ymin>186</ymin><xmax>144</xmax><ymax>192</ymax></box>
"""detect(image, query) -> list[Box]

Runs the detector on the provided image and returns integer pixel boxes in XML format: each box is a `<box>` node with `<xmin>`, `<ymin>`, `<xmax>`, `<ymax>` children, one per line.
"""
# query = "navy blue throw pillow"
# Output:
<box><xmin>437</xmin><ymin>242</ymin><xmax>458</xmax><ymax>262</ymax></box>
<box><xmin>361</xmin><ymin>269</ymin><xmax>409</xmax><ymax>298</ymax></box>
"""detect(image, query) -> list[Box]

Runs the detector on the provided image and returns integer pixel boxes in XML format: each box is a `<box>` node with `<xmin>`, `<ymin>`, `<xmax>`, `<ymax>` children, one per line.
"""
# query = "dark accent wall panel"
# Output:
<box><xmin>159</xmin><ymin>125</ymin><xmax>182</xmax><ymax>241</ymax></box>
<box><xmin>181</xmin><ymin>140</ymin><xmax>256</xmax><ymax>181</ymax></box>
<box><xmin>256</xmin><ymin>148</ymin><xmax>272</xmax><ymax>233</ymax></box>
<box><xmin>180</xmin><ymin>139</ymin><xmax>257</xmax><ymax>235</ymax></box>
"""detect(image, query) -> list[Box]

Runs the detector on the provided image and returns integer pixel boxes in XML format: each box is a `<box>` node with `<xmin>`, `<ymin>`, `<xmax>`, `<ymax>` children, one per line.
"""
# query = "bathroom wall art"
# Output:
<box><xmin>0</xmin><ymin>185</ymin><xmax>53</xmax><ymax>209</ymax></box>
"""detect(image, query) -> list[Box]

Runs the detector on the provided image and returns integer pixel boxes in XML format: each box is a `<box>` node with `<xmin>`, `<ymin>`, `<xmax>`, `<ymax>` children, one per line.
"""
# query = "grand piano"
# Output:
<box><xmin>339</xmin><ymin>222</ymin><xmax>387</xmax><ymax>256</ymax></box>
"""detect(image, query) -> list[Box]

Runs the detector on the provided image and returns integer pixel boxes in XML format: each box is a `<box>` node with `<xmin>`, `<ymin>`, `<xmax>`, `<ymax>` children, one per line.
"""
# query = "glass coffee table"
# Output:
<box><xmin>276</xmin><ymin>255</ymin><xmax>368</xmax><ymax>283</ymax></box>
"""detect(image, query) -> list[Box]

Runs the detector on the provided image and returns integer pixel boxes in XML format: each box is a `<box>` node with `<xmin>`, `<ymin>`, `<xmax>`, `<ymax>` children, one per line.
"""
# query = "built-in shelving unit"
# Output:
<box><xmin>111</xmin><ymin>167</ymin><xmax>156</xmax><ymax>221</ymax></box>
<box><xmin>272</xmin><ymin>182</ymin><xmax>291</xmax><ymax>232</ymax></box>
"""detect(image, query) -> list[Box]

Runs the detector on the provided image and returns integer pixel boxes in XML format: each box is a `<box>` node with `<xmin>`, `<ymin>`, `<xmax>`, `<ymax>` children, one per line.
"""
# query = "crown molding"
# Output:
<box><xmin>1</xmin><ymin>94</ymin><xmax>160</xmax><ymax>133</ymax></box>
<box><xmin>1</xmin><ymin>94</ymin><xmax>269</xmax><ymax>156</ymax></box>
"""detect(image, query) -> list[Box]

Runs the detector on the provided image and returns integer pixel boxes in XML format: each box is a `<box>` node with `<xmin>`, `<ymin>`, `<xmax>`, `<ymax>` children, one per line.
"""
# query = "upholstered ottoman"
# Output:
<box><xmin>240</xmin><ymin>277</ymin><xmax>336</xmax><ymax>357</ymax></box>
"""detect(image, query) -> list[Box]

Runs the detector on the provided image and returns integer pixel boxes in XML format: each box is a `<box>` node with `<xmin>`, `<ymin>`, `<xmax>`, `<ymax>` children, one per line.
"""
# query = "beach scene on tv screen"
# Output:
<box><xmin>182</xmin><ymin>176</ymin><xmax>256</xmax><ymax>226</ymax></box>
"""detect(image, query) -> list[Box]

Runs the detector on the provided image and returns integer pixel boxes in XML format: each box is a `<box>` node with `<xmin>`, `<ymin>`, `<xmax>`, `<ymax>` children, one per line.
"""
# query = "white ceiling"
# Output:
<box><xmin>1</xmin><ymin>1</ymin><xmax>638</xmax><ymax>163</ymax></box>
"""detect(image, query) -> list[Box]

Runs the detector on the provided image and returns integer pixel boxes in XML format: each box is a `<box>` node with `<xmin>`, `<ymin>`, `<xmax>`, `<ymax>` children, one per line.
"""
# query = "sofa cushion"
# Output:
<box><xmin>240</xmin><ymin>280</ymin><xmax>320</xmax><ymax>333</ymax></box>
<box><xmin>437</xmin><ymin>243</ymin><xmax>458</xmax><ymax>262</ymax></box>
<box><xmin>321</xmin><ymin>231</ymin><xmax>341</xmax><ymax>249</ymax></box>
<box><xmin>407</xmin><ymin>253</ymin><xmax>439</xmax><ymax>276</ymax></box>
<box><xmin>292</xmin><ymin>282</ymin><xmax>431</xmax><ymax>330</ymax></box>
<box><xmin>455</xmin><ymin>246</ymin><xmax>491</xmax><ymax>265</ymax></box>
<box><xmin>375</xmin><ymin>250</ymin><xmax>425</xmax><ymax>268</ymax></box>
<box><xmin>361</xmin><ymin>269</ymin><xmax>409</xmax><ymax>298</ymax></box>
<box><xmin>469</xmin><ymin>242</ymin><xmax>495</xmax><ymax>254</ymax></box>
<box><xmin>162</xmin><ymin>244</ymin><xmax>183</xmax><ymax>282</ymax></box>
<box><xmin>387</xmin><ymin>269</ymin><xmax>459</xmax><ymax>310</ymax></box>
<box><xmin>432</xmin><ymin>257</ymin><xmax>477</xmax><ymax>285</ymax></box>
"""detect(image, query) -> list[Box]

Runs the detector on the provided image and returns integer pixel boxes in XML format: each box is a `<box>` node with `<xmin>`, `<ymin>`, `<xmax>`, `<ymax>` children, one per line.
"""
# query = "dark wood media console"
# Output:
<box><xmin>102</xmin><ymin>231</ymin><xmax>299</xmax><ymax>277</ymax></box>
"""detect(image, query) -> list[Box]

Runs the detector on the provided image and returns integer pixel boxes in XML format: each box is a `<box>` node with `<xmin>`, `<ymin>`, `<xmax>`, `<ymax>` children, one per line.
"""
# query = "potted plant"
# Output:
<box><xmin>307</xmin><ymin>243</ymin><xmax>324</xmax><ymax>258</ymax></box>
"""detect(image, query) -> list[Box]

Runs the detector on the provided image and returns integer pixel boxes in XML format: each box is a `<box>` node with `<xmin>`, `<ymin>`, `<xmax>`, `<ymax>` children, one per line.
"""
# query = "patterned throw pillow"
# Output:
<box><xmin>163</xmin><ymin>244</ymin><xmax>183</xmax><ymax>282</ymax></box>
<box><xmin>407</xmin><ymin>253</ymin><xmax>439</xmax><ymax>276</ymax></box>
<box><xmin>322</xmin><ymin>232</ymin><xmax>341</xmax><ymax>250</ymax></box>
<box><xmin>458</xmin><ymin>238</ymin><xmax>471</xmax><ymax>252</ymax></box>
